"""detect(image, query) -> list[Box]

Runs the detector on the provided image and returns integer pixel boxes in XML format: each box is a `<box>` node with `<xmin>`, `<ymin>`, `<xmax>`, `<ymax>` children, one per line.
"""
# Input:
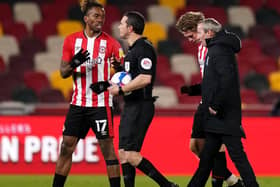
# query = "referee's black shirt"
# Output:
<box><xmin>123</xmin><ymin>37</ymin><xmax>156</xmax><ymax>102</ymax></box>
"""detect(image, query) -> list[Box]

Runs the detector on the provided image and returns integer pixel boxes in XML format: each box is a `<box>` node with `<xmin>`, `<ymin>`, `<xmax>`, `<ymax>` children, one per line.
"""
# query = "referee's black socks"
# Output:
<box><xmin>136</xmin><ymin>157</ymin><xmax>170</xmax><ymax>187</ymax></box>
<box><xmin>212</xmin><ymin>151</ymin><xmax>232</xmax><ymax>187</ymax></box>
<box><xmin>121</xmin><ymin>163</ymin><xmax>136</xmax><ymax>187</ymax></box>
<box><xmin>52</xmin><ymin>173</ymin><xmax>67</xmax><ymax>187</ymax></box>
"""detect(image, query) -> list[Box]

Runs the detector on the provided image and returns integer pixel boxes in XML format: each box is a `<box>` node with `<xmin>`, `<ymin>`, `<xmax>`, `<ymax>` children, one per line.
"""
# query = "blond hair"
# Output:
<box><xmin>176</xmin><ymin>11</ymin><xmax>205</xmax><ymax>32</ymax></box>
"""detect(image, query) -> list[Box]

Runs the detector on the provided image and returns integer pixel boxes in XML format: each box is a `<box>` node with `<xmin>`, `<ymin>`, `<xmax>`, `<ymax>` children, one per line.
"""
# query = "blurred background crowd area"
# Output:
<box><xmin>1</xmin><ymin>0</ymin><xmax>280</xmax><ymax>116</ymax></box>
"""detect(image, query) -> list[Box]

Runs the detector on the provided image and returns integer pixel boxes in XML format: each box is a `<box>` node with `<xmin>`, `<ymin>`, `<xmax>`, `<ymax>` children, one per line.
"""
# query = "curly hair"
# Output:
<box><xmin>176</xmin><ymin>11</ymin><xmax>205</xmax><ymax>32</ymax></box>
<box><xmin>80</xmin><ymin>0</ymin><xmax>103</xmax><ymax>15</ymax></box>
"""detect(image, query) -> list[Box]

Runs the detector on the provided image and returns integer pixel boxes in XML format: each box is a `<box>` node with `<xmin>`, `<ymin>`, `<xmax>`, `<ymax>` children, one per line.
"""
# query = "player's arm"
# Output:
<box><xmin>60</xmin><ymin>48</ymin><xmax>90</xmax><ymax>78</ymax></box>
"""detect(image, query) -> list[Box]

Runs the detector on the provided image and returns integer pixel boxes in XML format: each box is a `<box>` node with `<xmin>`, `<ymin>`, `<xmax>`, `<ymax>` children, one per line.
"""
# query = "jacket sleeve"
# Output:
<box><xmin>210</xmin><ymin>55</ymin><xmax>234</xmax><ymax>112</ymax></box>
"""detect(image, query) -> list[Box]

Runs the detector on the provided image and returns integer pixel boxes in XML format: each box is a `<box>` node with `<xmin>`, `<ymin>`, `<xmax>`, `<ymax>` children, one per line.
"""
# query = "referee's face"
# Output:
<box><xmin>118</xmin><ymin>16</ymin><xmax>129</xmax><ymax>39</ymax></box>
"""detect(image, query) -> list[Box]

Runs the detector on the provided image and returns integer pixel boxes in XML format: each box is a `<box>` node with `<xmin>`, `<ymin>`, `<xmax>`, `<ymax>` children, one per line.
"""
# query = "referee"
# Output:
<box><xmin>108</xmin><ymin>11</ymin><xmax>178</xmax><ymax>187</ymax></box>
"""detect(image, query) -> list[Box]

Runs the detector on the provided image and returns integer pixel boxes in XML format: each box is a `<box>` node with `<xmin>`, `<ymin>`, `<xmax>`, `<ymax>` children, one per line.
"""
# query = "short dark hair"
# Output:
<box><xmin>124</xmin><ymin>11</ymin><xmax>145</xmax><ymax>35</ymax></box>
<box><xmin>80</xmin><ymin>0</ymin><xmax>104</xmax><ymax>16</ymax></box>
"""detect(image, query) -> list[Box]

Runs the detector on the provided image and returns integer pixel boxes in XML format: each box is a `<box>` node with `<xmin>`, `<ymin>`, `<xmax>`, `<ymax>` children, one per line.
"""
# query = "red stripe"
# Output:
<box><xmin>72</xmin><ymin>73</ymin><xmax>77</xmax><ymax>105</ymax></box>
<box><xmin>203</xmin><ymin>47</ymin><xmax>208</xmax><ymax>61</ymax></box>
<box><xmin>199</xmin><ymin>45</ymin><xmax>203</xmax><ymax>60</ymax></box>
<box><xmin>106</xmin><ymin>106</ymin><xmax>114</xmax><ymax>137</ymax></box>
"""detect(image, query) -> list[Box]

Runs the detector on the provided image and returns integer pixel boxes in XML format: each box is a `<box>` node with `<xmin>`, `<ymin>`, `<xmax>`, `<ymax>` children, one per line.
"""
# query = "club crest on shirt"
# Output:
<box><xmin>140</xmin><ymin>58</ymin><xmax>152</xmax><ymax>70</ymax></box>
<box><xmin>99</xmin><ymin>46</ymin><xmax>106</xmax><ymax>54</ymax></box>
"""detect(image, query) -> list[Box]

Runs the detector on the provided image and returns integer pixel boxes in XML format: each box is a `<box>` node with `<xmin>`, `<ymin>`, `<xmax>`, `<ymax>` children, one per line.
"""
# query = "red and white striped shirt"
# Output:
<box><xmin>62</xmin><ymin>31</ymin><xmax>124</xmax><ymax>107</ymax></box>
<box><xmin>197</xmin><ymin>43</ymin><xmax>208</xmax><ymax>77</ymax></box>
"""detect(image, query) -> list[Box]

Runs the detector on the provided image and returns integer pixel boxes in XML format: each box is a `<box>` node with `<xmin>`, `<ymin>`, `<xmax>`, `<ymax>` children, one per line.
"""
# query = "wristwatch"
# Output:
<box><xmin>118</xmin><ymin>86</ymin><xmax>124</xmax><ymax>95</ymax></box>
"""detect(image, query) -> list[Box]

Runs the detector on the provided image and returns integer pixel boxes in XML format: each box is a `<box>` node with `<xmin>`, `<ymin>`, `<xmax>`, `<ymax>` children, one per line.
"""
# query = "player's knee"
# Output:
<box><xmin>189</xmin><ymin>142</ymin><xmax>199</xmax><ymax>156</ymax></box>
<box><xmin>60</xmin><ymin>142</ymin><xmax>75</xmax><ymax>157</ymax></box>
<box><xmin>127</xmin><ymin>152</ymin><xmax>142</xmax><ymax>167</ymax></box>
<box><xmin>118</xmin><ymin>149</ymin><xmax>127</xmax><ymax>163</ymax></box>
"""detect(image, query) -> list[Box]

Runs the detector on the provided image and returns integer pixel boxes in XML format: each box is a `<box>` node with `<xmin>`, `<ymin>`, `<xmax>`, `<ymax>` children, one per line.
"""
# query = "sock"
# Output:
<box><xmin>52</xmin><ymin>173</ymin><xmax>67</xmax><ymax>187</ymax></box>
<box><xmin>109</xmin><ymin>177</ymin><xmax>121</xmax><ymax>187</ymax></box>
<box><xmin>136</xmin><ymin>157</ymin><xmax>170</xmax><ymax>187</ymax></box>
<box><xmin>212</xmin><ymin>152</ymin><xmax>228</xmax><ymax>187</ymax></box>
<box><xmin>225</xmin><ymin>174</ymin><xmax>239</xmax><ymax>186</ymax></box>
<box><xmin>121</xmin><ymin>163</ymin><xmax>136</xmax><ymax>187</ymax></box>
<box><xmin>211</xmin><ymin>177</ymin><xmax>223</xmax><ymax>187</ymax></box>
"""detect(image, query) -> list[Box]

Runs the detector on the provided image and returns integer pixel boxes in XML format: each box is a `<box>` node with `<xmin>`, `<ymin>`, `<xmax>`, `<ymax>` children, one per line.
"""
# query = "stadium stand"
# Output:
<box><xmin>0</xmin><ymin>0</ymin><xmax>279</xmax><ymax>115</ymax></box>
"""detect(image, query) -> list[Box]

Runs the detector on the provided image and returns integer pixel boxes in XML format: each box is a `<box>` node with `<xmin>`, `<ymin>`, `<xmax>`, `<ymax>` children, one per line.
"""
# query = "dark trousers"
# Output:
<box><xmin>188</xmin><ymin>132</ymin><xmax>259</xmax><ymax>187</ymax></box>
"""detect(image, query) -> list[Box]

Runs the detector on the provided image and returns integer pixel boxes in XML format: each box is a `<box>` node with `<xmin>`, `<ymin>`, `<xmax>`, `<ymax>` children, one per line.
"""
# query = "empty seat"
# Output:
<box><xmin>170</xmin><ymin>54</ymin><xmax>199</xmax><ymax>84</ymax></box>
<box><xmin>158</xmin><ymin>0</ymin><xmax>185</xmax><ymax>13</ymax></box>
<box><xmin>259</xmin><ymin>90</ymin><xmax>280</xmax><ymax>104</ymax></box>
<box><xmin>50</xmin><ymin>70</ymin><xmax>73</xmax><ymax>100</ymax></box>
<box><xmin>0</xmin><ymin>3</ymin><xmax>13</xmax><ymax>23</ymax></box>
<box><xmin>12</xmin><ymin>86</ymin><xmax>38</xmax><ymax>103</ymax></box>
<box><xmin>34</xmin><ymin>52</ymin><xmax>61</xmax><ymax>77</ymax></box>
<box><xmin>23</xmin><ymin>71</ymin><xmax>50</xmax><ymax>95</ymax></box>
<box><xmin>255</xmin><ymin>7</ymin><xmax>280</xmax><ymax>26</ymax></box>
<box><xmin>143</xmin><ymin>22</ymin><xmax>167</xmax><ymax>48</ymax></box>
<box><xmin>227</xmin><ymin>6</ymin><xmax>256</xmax><ymax>34</ymax></box>
<box><xmin>157</xmin><ymin>39</ymin><xmax>182</xmax><ymax>57</ymax></box>
<box><xmin>0</xmin><ymin>56</ymin><xmax>5</xmax><ymax>73</ymax></box>
<box><xmin>269</xmin><ymin>71</ymin><xmax>280</xmax><ymax>92</ymax></box>
<box><xmin>153</xmin><ymin>86</ymin><xmax>178</xmax><ymax>108</ymax></box>
<box><xmin>265</xmin><ymin>0</ymin><xmax>280</xmax><ymax>14</ymax></box>
<box><xmin>19</xmin><ymin>36</ymin><xmax>45</xmax><ymax>56</ymax></box>
<box><xmin>179</xmin><ymin>95</ymin><xmax>202</xmax><ymax>104</ymax></box>
<box><xmin>13</xmin><ymin>2</ymin><xmax>42</xmax><ymax>31</ymax></box>
<box><xmin>201</xmin><ymin>6</ymin><xmax>228</xmax><ymax>25</ymax></box>
<box><xmin>8</xmin><ymin>55</ymin><xmax>34</xmax><ymax>75</ymax></box>
<box><xmin>2</xmin><ymin>21</ymin><xmax>28</xmax><ymax>42</ymax></box>
<box><xmin>239</xmin><ymin>0</ymin><xmax>264</xmax><ymax>12</ymax></box>
<box><xmin>57</xmin><ymin>20</ymin><xmax>83</xmax><ymax>37</ymax></box>
<box><xmin>243</xmin><ymin>72</ymin><xmax>270</xmax><ymax>93</ymax></box>
<box><xmin>68</xmin><ymin>4</ymin><xmax>83</xmax><ymax>21</ymax></box>
<box><xmin>46</xmin><ymin>35</ymin><xmax>64</xmax><ymax>53</ymax></box>
<box><xmin>147</xmin><ymin>5</ymin><xmax>175</xmax><ymax>29</ymax></box>
<box><xmin>240</xmin><ymin>88</ymin><xmax>260</xmax><ymax>104</ymax></box>
<box><xmin>32</xmin><ymin>20</ymin><xmax>58</xmax><ymax>43</ymax></box>
<box><xmin>168</xmin><ymin>26</ymin><xmax>185</xmax><ymax>42</ymax></box>
<box><xmin>0</xmin><ymin>35</ymin><xmax>20</xmax><ymax>64</ymax></box>
<box><xmin>38</xmin><ymin>88</ymin><xmax>66</xmax><ymax>103</ymax></box>
<box><xmin>40</xmin><ymin>3</ymin><xmax>67</xmax><ymax>22</ymax></box>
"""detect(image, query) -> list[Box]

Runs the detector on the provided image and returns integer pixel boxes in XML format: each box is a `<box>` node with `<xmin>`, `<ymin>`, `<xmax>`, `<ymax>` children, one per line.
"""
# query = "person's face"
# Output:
<box><xmin>118</xmin><ymin>16</ymin><xmax>130</xmax><ymax>39</ymax></box>
<box><xmin>84</xmin><ymin>7</ymin><xmax>105</xmax><ymax>33</ymax></box>
<box><xmin>181</xmin><ymin>30</ymin><xmax>199</xmax><ymax>43</ymax></box>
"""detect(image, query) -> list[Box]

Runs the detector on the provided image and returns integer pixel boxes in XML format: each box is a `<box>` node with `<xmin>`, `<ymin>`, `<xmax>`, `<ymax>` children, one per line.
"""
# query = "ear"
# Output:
<box><xmin>127</xmin><ymin>25</ymin><xmax>133</xmax><ymax>33</ymax></box>
<box><xmin>83</xmin><ymin>15</ymin><xmax>88</xmax><ymax>23</ymax></box>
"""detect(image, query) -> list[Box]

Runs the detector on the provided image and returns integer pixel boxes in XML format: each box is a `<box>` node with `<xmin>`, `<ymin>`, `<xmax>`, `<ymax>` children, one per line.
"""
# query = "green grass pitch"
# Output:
<box><xmin>0</xmin><ymin>175</ymin><xmax>279</xmax><ymax>187</ymax></box>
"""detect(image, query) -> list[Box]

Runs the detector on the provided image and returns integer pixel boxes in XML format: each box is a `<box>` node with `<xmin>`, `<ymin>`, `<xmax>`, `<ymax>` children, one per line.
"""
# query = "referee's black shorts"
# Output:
<box><xmin>191</xmin><ymin>103</ymin><xmax>205</xmax><ymax>138</ymax></box>
<box><xmin>63</xmin><ymin>105</ymin><xmax>114</xmax><ymax>139</ymax></box>
<box><xmin>119</xmin><ymin>100</ymin><xmax>154</xmax><ymax>152</ymax></box>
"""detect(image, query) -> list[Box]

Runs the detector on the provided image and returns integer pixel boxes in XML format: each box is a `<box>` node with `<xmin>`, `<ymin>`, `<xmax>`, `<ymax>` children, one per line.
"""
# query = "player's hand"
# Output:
<box><xmin>209</xmin><ymin>107</ymin><xmax>217</xmax><ymax>115</ymax></box>
<box><xmin>110</xmin><ymin>54</ymin><xmax>124</xmax><ymax>72</ymax></box>
<box><xmin>90</xmin><ymin>81</ymin><xmax>110</xmax><ymax>94</ymax></box>
<box><xmin>70</xmin><ymin>48</ymin><xmax>90</xmax><ymax>68</ymax></box>
<box><xmin>180</xmin><ymin>85</ymin><xmax>191</xmax><ymax>95</ymax></box>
